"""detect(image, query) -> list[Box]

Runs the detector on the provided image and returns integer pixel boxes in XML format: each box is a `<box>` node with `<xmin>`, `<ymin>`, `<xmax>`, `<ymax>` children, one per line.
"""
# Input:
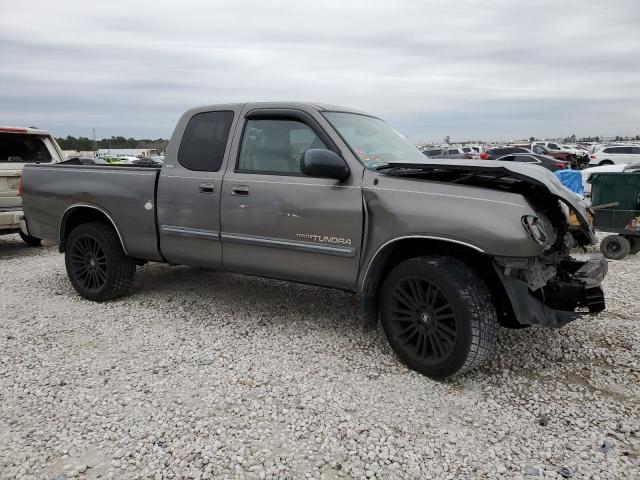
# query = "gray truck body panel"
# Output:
<box><xmin>21</xmin><ymin>102</ymin><xmax>605</xmax><ymax>327</ymax></box>
<box><xmin>22</xmin><ymin>164</ymin><xmax>161</xmax><ymax>260</ymax></box>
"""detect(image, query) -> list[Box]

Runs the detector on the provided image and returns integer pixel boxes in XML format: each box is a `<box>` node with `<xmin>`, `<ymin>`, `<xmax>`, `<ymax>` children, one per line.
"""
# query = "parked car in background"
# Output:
<box><xmin>463</xmin><ymin>145</ymin><xmax>485</xmax><ymax>159</ymax></box>
<box><xmin>587</xmin><ymin>145</ymin><xmax>640</xmax><ymax>166</ymax></box>
<box><xmin>513</xmin><ymin>143</ymin><xmax>566</xmax><ymax>159</ymax></box>
<box><xmin>533</xmin><ymin>142</ymin><xmax>584</xmax><ymax>161</ymax></box>
<box><xmin>534</xmin><ymin>141</ymin><xmax>576</xmax><ymax>155</ymax></box>
<box><xmin>560</xmin><ymin>144</ymin><xmax>588</xmax><ymax>156</ymax></box>
<box><xmin>424</xmin><ymin>147</ymin><xmax>478</xmax><ymax>160</ymax></box>
<box><xmin>0</xmin><ymin>126</ymin><xmax>64</xmax><ymax>245</ymax></box>
<box><xmin>481</xmin><ymin>146</ymin><xmax>529</xmax><ymax>160</ymax></box>
<box><xmin>538</xmin><ymin>143</ymin><xmax>583</xmax><ymax>157</ymax></box>
<box><xmin>64</xmin><ymin>156</ymin><xmax>109</xmax><ymax>166</ymax></box>
<box><xmin>444</xmin><ymin>148</ymin><xmax>467</xmax><ymax>159</ymax></box>
<box><xmin>422</xmin><ymin>148</ymin><xmax>446</xmax><ymax>158</ymax></box>
<box><xmin>495</xmin><ymin>153</ymin><xmax>570</xmax><ymax>172</ymax></box>
<box><xmin>133</xmin><ymin>156</ymin><xmax>164</xmax><ymax>167</ymax></box>
<box><xmin>116</xmin><ymin>155</ymin><xmax>140</xmax><ymax>164</ymax></box>
<box><xmin>512</xmin><ymin>143</ymin><xmax>586</xmax><ymax>168</ymax></box>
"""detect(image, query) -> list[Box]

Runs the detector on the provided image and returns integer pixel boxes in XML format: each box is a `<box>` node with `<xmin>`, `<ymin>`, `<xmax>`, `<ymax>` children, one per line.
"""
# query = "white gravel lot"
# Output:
<box><xmin>0</xmin><ymin>233</ymin><xmax>638</xmax><ymax>480</ymax></box>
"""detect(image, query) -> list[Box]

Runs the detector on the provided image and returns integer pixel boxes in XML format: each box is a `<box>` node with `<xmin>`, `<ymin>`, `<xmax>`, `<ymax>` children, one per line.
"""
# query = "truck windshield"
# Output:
<box><xmin>323</xmin><ymin>112</ymin><xmax>425</xmax><ymax>168</ymax></box>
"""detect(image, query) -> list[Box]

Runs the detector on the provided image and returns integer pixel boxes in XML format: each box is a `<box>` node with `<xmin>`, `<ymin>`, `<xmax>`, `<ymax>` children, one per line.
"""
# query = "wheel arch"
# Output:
<box><xmin>59</xmin><ymin>204</ymin><xmax>127</xmax><ymax>254</ymax></box>
<box><xmin>359</xmin><ymin>236</ymin><xmax>519</xmax><ymax>330</ymax></box>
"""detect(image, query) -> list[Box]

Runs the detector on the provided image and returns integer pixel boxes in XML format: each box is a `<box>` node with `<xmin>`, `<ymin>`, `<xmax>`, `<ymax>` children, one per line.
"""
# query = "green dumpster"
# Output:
<box><xmin>590</xmin><ymin>172</ymin><xmax>640</xmax><ymax>230</ymax></box>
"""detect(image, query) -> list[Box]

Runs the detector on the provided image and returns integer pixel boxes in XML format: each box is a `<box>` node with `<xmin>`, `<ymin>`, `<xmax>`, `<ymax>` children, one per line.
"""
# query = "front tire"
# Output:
<box><xmin>380</xmin><ymin>255</ymin><xmax>497</xmax><ymax>379</ymax></box>
<box><xmin>65</xmin><ymin>222</ymin><xmax>136</xmax><ymax>301</ymax></box>
<box><xmin>19</xmin><ymin>232</ymin><xmax>42</xmax><ymax>247</ymax></box>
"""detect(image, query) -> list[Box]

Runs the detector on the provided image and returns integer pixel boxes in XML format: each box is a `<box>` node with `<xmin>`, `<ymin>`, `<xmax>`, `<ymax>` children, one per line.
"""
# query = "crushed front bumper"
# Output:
<box><xmin>495</xmin><ymin>254</ymin><xmax>607</xmax><ymax>327</ymax></box>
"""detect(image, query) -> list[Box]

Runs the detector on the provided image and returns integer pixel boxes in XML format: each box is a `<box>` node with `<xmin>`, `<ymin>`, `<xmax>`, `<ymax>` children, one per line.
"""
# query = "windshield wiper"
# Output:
<box><xmin>373</xmin><ymin>164</ymin><xmax>395</xmax><ymax>171</ymax></box>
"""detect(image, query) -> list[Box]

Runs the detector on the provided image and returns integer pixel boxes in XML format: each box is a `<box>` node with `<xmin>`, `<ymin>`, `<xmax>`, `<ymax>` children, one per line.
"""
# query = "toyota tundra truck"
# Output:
<box><xmin>20</xmin><ymin>103</ymin><xmax>607</xmax><ymax>379</ymax></box>
<box><xmin>1</xmin><ymin>125</ymin><xmax>64</xmax><ymax>245</ymax></box>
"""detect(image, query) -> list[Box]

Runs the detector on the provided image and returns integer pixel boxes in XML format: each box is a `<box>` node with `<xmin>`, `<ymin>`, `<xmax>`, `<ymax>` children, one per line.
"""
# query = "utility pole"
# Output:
<box><xmin>92</xmin><ymin>128</ymin><xmax>97</xmax><ymax>156</ymax></box>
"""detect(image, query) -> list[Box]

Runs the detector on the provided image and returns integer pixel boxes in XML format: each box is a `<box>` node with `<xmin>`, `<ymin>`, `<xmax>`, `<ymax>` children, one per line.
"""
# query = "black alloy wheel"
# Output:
<box><xmin>69</xmin><ymin>234</ymin><xmax>108</xmax><ymax>291</ymax></box>
<box><xmin>64</xmin><ymin>221</ymin><xmax>136</xmax><ymax>301</ymax></box>
<box><xmin>387</xmin><ymin>276</ymin><xmax>457</xmax><ymax>363</ymax></box>
<box><xmin>380</xmin><ymin>255</ymin><xmax>497</xmax><ymax>379</ymax></box>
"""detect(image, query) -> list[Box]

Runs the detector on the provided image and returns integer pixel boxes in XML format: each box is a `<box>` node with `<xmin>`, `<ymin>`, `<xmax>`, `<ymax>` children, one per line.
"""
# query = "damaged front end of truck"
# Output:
<box><xmin>380</xmin><ymin>161</ymin><xmax>607</xmax><ymax>327</ymax></box>
<box><xmin>494</xmin><ymin>253</ymin><xmax>606</xmax><ymax>327</ymax></box>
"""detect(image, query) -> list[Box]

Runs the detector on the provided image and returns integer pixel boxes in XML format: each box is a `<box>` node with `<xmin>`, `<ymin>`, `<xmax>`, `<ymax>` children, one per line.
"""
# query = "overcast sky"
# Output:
<box><xmin>1</xmin><ymin>0</ymin><xmax>639</xmax><ymax>142</ymax></box>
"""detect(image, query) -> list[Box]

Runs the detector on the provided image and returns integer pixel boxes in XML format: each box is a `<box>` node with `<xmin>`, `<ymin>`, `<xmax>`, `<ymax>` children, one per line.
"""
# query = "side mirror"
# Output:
<box><xmin>301</xmin><ymin>149</ymin><xmax>350</xmax><ymax>181</ymax></box>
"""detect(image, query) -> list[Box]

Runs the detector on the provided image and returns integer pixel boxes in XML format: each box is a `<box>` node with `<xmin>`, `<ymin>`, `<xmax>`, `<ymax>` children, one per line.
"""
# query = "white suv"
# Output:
<box><xmin>0</xmin><ymin>126</ymin><xmax>64</xmax><ymax>245</ymax></box>
<box><xmin>588</xmin><ymin>144</ymin><xmax>640</xmax><ymax>166</ymax></box>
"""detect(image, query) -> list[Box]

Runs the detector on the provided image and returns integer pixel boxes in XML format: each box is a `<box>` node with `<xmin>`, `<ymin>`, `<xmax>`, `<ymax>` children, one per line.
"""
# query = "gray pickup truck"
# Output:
<box><xmin>21</xmin><ymin>102</ymin><xmax>607</xmax><ymax>379</ymax></box>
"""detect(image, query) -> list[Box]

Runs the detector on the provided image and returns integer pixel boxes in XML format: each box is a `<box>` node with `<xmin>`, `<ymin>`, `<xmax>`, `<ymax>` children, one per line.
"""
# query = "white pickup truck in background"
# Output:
<box><xmin>0</xmin><ymin>126</ymin><xmax>64</xmax><ymax>245</ymax></box>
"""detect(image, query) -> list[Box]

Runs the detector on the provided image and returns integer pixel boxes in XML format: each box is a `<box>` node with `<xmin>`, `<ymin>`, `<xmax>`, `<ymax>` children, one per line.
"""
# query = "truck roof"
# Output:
<box><xmin>0</xmin><ymin>125</ymin><xmax>52</xmax><ymax>136</ymax></box>
<box><xmin>190</xmin><ymin>102</ymin><xmax>373</xmax><ymax>116</ymax></box>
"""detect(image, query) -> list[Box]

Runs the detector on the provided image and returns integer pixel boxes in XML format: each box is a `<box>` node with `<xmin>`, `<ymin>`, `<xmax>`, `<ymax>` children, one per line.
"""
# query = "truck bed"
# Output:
<box><xmin>21</xmin><ymin>163</ymin><xmax>162</xmax><ymax>260</ymax></box>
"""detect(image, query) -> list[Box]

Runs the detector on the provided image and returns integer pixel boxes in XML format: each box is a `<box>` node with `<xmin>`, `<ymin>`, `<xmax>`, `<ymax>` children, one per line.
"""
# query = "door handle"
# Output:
<box><xmin>199</xmin><ymin>184</ymin><xmax>215</xmax><ymax>194</ymax></box>
<box><xmin>231</xmin><ymin>185</ymin><xmax>250</xmax><ymax>196</ymax></box>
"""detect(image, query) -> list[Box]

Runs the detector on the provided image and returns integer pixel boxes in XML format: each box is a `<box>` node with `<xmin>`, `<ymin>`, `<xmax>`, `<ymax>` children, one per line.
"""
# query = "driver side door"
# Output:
<box><xmin>220</xmin><ymin>108</ymin><xmax>363</xmax><ymax>289</ymax></box>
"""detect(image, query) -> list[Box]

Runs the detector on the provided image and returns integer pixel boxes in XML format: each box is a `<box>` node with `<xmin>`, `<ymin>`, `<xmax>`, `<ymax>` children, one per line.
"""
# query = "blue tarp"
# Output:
<box><xmin>555</xmin><ymin>169</ymin><xmax>584</xmax><ymax>196</ymax></box>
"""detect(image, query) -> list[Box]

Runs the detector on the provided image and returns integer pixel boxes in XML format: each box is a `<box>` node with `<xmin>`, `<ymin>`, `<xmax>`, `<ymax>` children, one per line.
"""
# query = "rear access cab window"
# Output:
<box><xmin>177</xmin><ymin>111</ymin><xmax>234</xmax><ymax>172</ymax></box>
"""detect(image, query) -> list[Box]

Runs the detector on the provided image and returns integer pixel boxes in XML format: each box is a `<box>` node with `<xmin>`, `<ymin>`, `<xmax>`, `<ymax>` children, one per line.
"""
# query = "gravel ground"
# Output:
<box><xmin>0</xmin><ymin>233</ymin><xmax>638</xmax><ymax>480</ymax></box>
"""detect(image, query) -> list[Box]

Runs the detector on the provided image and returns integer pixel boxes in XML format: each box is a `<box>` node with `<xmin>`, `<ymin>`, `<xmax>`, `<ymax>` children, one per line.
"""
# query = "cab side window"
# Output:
<box><xmin>237</xmin><ymin>119</ymin><xmax>327</xmax><ymax>175</ymax></box>
<box><xmin>178</xmin><ymin>111</ymin><xmax>234</xmax><ymax>172</ymax></box>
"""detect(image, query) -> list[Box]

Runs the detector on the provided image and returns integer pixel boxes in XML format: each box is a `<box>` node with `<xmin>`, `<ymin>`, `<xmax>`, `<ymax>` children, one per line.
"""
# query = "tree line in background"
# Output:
<box><xmin>55</xmin><ymin>136</ymin><xmax>169</xmax><ymax>151</ymax></box>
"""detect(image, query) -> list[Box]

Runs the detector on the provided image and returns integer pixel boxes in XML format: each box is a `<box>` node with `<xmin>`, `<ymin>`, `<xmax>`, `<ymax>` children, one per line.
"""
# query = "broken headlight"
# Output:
<box><xmin>522</xmin><ymin>214</ymin><xmax>556</xmax><ymax>248</ymax></box>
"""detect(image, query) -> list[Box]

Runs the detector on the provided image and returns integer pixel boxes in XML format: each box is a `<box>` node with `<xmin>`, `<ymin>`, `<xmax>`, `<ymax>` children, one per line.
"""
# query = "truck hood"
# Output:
<box><xmin>381</xmin><ymin>159</ymin><xmax>592</xmax><ymax>227</ymax></box>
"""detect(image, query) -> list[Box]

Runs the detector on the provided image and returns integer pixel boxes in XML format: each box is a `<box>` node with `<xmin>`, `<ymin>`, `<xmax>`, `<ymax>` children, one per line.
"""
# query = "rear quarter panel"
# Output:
<box><xmin>21</xmin><ymin>164</ymin><xmax>161</xmax><ymax>260</ymax></box>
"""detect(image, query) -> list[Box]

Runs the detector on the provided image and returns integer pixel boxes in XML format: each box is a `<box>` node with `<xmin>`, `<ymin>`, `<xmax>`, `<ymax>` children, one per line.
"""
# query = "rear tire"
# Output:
<box><xmin>65</xmin><ymin>221</ymin><xmax>136</xmax><ymax>301</ymax></box>
<box><xmin>19</xmin><ymin>232</ymin><xmax>42</xmax><ymax>247</ymax></box>
<box><xmin>599</xmin><ymin>160</ymin><xmax>614</xmax><ymax>166</ymax></box>
<box><xmin>600</xmin><ymin>235</ymin><xmax>630</xmax><ymax>260</ymax></box>
<box><xmin>380</xmin><ymin>255</ymin><xmax>497</xmax><ymax>379</ymax></box>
